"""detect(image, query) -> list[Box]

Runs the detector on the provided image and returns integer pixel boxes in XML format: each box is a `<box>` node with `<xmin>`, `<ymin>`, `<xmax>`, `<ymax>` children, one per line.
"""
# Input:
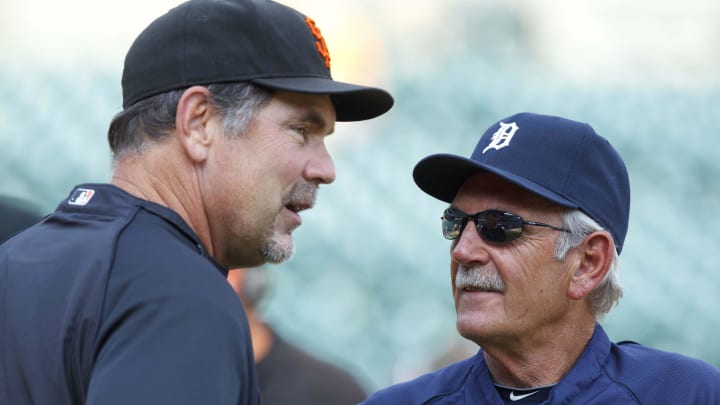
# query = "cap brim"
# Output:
<box><xmin>252</xmin><ymin>77</ymin><xmax>393</xmax><ymax>122</ymax></box>
<box><xmin>413</xmin><ymin>153</ymin><xmax>580</xmax><ymax>209</ymax></box>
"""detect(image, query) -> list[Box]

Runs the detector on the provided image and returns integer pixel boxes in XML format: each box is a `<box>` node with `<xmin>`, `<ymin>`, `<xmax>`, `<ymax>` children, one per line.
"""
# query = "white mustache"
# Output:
<box><xmin>455</xmin><ymin>265</ymin><xmax>505</xmax><ymax>292</ymax></box>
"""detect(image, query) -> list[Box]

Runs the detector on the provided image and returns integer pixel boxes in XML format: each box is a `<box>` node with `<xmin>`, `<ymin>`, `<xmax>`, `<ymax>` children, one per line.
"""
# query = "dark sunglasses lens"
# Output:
<box><xmin>442</xmin><ymin>210</ymin><xmax>465</xmax><ymax>240</ymax></box>
<box><xmin>478</xmin><ymin>211</ymin><xmax>524</xmax><ymax>243</ymax></box>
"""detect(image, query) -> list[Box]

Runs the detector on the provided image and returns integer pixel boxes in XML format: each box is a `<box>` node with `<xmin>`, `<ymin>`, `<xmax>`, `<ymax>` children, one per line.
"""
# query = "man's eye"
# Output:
<box><xmin>291</xmin><ymin>126</ymin><xmax>306</xmax><ymax>136</ymax></box>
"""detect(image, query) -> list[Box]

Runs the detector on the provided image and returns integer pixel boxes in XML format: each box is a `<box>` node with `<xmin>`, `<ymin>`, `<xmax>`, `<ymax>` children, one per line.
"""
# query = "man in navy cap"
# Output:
<box><xmin>363</xmin><ymin>113</ymin><xmax>719</xmax><ymax>404</ymax></box>
<box><xmin>0</xmin><ymin>1</ymin><xmax>392</xmax><ymax>404</ymax></box>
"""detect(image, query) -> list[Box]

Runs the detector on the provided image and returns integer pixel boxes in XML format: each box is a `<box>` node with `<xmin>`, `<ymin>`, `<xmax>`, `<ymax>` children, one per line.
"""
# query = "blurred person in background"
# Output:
<box><xmin>228</xmin><ymin>267</ymin><xmax>368</xmax><ymax>404</ymax></box>
<box><xmin>0</xmin><ymin>195</ymin><xmax>43</xmax><ymax>244</ymax></box>
<box><xmin>0</xmin><ymin>0</ymin><xmax>392</xmax><ymax>404</ymax></box>
<box><xmin>363</xmin><ymin>113</ymin><xmax>719</xmax><ymax>404</ymax></box>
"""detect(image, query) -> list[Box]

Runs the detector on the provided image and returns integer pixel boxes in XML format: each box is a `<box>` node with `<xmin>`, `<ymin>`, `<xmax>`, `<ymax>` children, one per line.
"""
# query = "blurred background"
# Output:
<box><xmin>1</xmin><ymin>0</ymin><xmax>719</xmax><ymax>394</ymax></box>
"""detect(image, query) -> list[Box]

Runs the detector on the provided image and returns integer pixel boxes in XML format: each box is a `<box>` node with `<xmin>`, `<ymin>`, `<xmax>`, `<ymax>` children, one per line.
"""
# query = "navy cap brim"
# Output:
<box><xmin>252</xmin><ymin>77</ymin><xmax>393</xmax><ymax>122</ymax></box>
<box><xmin>413</xmin><ymin>153</ymin><xmax>581</xmax><ymax>209</ymax></box>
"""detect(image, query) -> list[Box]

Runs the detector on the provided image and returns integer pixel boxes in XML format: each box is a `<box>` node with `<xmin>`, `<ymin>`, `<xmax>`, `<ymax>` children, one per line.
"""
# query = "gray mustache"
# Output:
<box><xmin>284</xmin><ymin>182</ymin><xmax>318</xmax><ymax>208</ymax></box>
<box><xmin>455</xmin><ymin>266</ymin><xmax>505</xmax><ymax>292</ymax></box>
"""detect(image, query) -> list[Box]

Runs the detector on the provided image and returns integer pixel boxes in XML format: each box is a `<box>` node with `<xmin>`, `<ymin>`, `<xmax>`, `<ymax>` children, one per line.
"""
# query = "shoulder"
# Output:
<box><xmin>107</xmin><ymin>205</ymin><xmax>239</xmax><ymax>315</ymax></box>
<box><xmin>113</xmin><ymin>206</ymin><xmax>226</xmax><ymax>286</ymax></box>
<box><xmin>605</xmin><ymin>341</ymin><xmax>720</xmax><ymax>401</ymax></box>
<box><xmin>91</xmin><ymin>208</ymin><xmax>258</xmax><ymax>404</ymax></box>
<box><xmin>103</xmin><ymin>204</ymin><xmax>245</xmax><ymax>347</ymax></box>
<box><xmin>611</xmin><ymin>340</ymin><xmax>720</xmax><ymax>377</ymax></box>
<box><xmin>116</xmin><ymin>206</ymin><xmax>200</xmax><ymax>258</ymax></box>
<box><xmin>363</xmin><ymin>355</ymin><xmax>479</xmax><ymax>404</ymax></box>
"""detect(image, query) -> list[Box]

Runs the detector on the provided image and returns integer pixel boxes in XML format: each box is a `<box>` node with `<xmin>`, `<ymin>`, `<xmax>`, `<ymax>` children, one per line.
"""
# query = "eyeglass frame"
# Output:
<box><xmin>441</xmin><ymin>207</ymin><xmax>571</xmax><ymax>243</ymax></box>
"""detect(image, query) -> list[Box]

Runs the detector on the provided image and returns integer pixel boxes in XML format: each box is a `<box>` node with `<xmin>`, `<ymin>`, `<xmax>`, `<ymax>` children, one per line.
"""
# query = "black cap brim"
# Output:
<box><xmin>253</xmin><ymin>77</ymin><xmax>393</xmax><ymax>122</ymax></box>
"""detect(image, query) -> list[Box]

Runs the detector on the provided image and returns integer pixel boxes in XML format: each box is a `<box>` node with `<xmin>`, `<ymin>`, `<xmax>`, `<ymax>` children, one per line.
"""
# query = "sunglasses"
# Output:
<box><xmin>441</xmin><ymin>207</ymin><xmax>570</xmax><ymax>243</ymax></box>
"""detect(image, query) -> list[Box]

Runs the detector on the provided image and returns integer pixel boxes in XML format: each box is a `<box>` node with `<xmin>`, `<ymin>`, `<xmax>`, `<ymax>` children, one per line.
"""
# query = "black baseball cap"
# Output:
<box><xmin>413</xmin><ymin>112</ymin><xmax>631</xmax><ymax>253</ymax></box>
<box><xmin>122</xmin><ymin>0</ymin><xmax>394</xmax><ymax>121</ymax></box>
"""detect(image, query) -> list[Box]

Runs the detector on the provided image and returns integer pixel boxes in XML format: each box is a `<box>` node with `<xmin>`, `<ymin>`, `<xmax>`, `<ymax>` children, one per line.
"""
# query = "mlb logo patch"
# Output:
<box><xmin>68</xmin><ymin>188</ymin><xmax>95</xmax><ymax>206</ymax></box>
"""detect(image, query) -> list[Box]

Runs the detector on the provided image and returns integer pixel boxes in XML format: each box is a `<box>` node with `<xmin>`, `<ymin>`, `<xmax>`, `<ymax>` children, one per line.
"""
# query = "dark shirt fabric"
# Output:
<box><xmin>363</xmin><ymin>324</ymin><xmax>720</xmax><ymax>404</ymax></box>
<box><xmin>0</xmin><ymin>184</ymin><xmax>260</xmax><ymax>405</ymax></box>
<box><xmin>257</xmin><ymin>330</ymin><xmax>367</xmax><ymax>405</ymax></box>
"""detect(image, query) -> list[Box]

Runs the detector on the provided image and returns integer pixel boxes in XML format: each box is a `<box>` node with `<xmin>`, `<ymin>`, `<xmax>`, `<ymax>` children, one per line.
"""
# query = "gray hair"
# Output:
<box><xmin>107</xmin><ymin>83</ymin><xmax>273</xmax><ymax>160</ymax></box>
<box><xmin>554</xmin><ymin>209</ymin><xmax>623</xmax><ymax>317</ymax></box>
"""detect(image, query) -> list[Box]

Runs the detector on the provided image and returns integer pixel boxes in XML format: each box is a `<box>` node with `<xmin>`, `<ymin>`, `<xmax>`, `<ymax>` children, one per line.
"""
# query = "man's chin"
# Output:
<box><xmin>261</xmin><ymin>235</ymin><xmax>295</xmax><ymax>264</ymax></box>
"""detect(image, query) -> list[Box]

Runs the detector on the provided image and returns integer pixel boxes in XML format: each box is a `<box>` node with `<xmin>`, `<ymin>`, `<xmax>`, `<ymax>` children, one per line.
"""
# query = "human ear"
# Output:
<box><xmin>567</xmin><ymin>231</ymin><xmax>614</xmax><ymax>300</ymax></box>
<box><xmin>175</xmin><ymin>86</ymin><xmax>214</xmax><ymax>163</ymax></box>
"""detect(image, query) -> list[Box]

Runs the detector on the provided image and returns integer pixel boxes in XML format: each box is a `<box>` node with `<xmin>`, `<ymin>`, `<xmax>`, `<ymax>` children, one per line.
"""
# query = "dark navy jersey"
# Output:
<box><xmin>0</xmin><ymin>184</ymin><xmax>260</xmax><ymax>405</ymax></box>
<box><xmin>362</xmin><ymin>325</ymin><xmax>720</xmax><ymax>404</ymax></box>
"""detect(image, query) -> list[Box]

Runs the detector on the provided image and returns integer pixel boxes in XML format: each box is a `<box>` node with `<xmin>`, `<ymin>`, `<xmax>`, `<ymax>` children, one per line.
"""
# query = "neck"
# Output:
<box><xmin>481</xmin><ymin>320</ymin><xmax>596</xmax><ymax>387</ymax></box>
<box><xmin>110</xmin><ymin>145</ymin><xmax>212</xmax><ymax>255</ymax></box>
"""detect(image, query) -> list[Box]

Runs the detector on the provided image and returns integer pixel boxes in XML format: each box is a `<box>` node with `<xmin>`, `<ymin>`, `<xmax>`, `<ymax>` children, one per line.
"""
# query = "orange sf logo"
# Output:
<box><xmin>305</xmin><ymin>17</ymin><xmax>331</xmax><ymax>69</ymax></box>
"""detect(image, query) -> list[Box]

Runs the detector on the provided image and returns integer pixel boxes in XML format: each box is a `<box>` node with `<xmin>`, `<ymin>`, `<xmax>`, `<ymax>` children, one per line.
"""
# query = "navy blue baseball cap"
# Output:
<box><xmin>122</xmin><ymin>0</ymin><xmax>393</xmax><ymax>121</ymax></box>
<box><xmin>413</xmin><ymin>112</ymin><xmax>630</xmax><ymax>253</ymax></box>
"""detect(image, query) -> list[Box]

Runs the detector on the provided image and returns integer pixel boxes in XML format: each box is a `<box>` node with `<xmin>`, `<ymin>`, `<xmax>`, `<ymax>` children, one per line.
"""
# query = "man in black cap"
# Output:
<box><xmin>363</xmin><ymin>113</ymin><xmax>719</xmax><ymax>404</ymax></box>
<box><xmin>0</xmin><ymin>1</ymin><xmax>392</xmax><ymax>404</ymax></box>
